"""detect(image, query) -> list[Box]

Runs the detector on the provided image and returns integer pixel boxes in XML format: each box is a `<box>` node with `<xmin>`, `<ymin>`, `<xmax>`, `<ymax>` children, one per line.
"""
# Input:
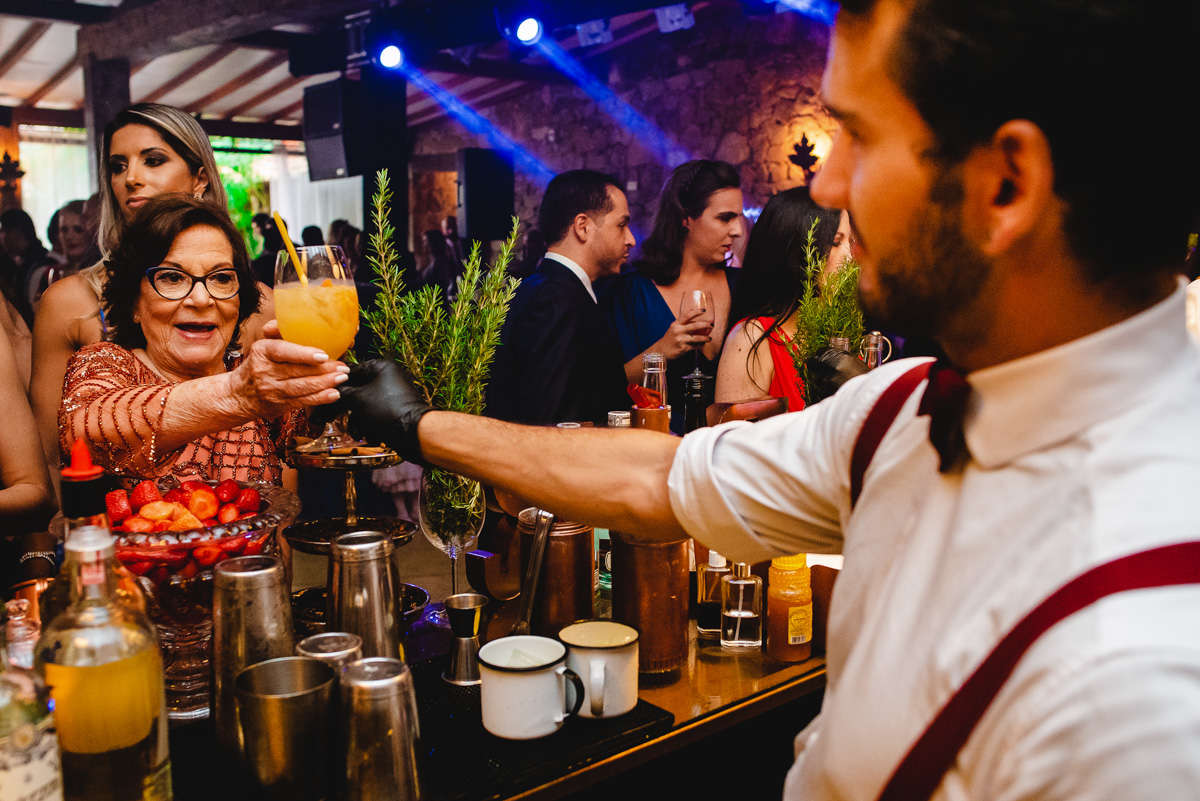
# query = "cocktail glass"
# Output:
<box><xmin>274</xmin><ymin>245</ymin><xmax>360</xmax><ymax>453</ymax></box>
<box><xmin>416</xmin><ymin>469</ymin><xmax>486</xmax><ymax>626</ymax></box>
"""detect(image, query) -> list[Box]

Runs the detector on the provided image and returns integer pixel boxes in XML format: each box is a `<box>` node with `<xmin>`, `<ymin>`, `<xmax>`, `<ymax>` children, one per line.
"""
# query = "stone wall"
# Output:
<box><xmin>410</xmin><ymin>6</ymin><xmax>835</xmax><ymax>244</ymax></box>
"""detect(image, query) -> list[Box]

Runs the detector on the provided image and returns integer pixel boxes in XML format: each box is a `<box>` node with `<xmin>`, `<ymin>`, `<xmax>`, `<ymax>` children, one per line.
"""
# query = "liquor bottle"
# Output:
<box><xmin>1</xmin><ymin>625</ymin><xmax>64</xmax><ymax>801</ymax></box>
<box><xmin>720</xmin><ymin>562</ymin><xmax>763</xmax><ymax>649</ymax></box>
<box><xmin>34</xmin><ymin>527</ymin><xmax>172</xmax><ymax>801</ymax></box>
<box><xmin>41</xmin><ymin>440</ymin><xmax>146</xmax><ymax>626</ymax></box>
<box><xmin>4</xmin><ymin>599</ymin><xmax>38</xmax><ymax>669</ymax></box>
<box><xmin>765</xmin><ymin>554</ymin><xmax>813</xmax><ymax>663</ymax></box>
<box><xmin>681</xmin><ymin>373</ymin><xmax>710</xmax><ymax>433</ymax></box>
<box><xmin>696</xmin><ymin>550</ymin><xmax>730</xmax><ymax>639</ymax></box>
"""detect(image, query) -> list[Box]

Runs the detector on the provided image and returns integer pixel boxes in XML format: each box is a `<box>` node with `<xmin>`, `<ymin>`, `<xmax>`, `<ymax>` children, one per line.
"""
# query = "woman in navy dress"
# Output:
<box><xmin>603</xmin><ymin>160</ymin><xmax>744</xmax><ymax>433</ymax></box>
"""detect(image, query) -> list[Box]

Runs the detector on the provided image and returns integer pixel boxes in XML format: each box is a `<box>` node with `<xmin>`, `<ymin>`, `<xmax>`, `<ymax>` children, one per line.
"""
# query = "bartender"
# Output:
<box><xmin>333</xmin><ymin>1</ymin><xmax>1200</xmax><ymax>798</ymax></box>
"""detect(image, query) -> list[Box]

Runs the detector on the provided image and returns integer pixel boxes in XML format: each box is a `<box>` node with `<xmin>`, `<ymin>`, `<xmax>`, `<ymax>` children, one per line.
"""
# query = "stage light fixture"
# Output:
<box><xmin>515</xmin><ymin>16</ymin><xmax>544</xmax><ymax>44</ymax></box>
<box><xmin>576</xmin><ymin>18</ymin><xmax>613</xmax><ymax>47</ymax></box>
<box><xmin>378</xmin><ymin>44</ymin><xmax>405</xmax><ymax>69</ymax></box>
<box><xmin>654</xmin><ymin>4</ymin><xmax>695</xmax><ymax>33</ymax></box>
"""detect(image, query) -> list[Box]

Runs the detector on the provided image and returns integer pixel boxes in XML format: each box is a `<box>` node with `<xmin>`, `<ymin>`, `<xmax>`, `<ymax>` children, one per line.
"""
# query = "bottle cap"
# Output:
<box><xmin>771</xmin><ymin>554</ymin><xmax>807</xmax><ymax>570</ymax></box>
<box><xmin>65</xmin><ymin>525</ymin><xmax>116</xmax><ymax>561</ymax></box>
<box><xmin>732</xmin><ymin>561</ymin><xmax>750</xmax><ymax>578</ymax></box>
<box><xmin>708</xmin><ymin>550</ymin><xmax>727</xmax><ymax>568</ymax></box>
<box><xmin>61</xmin><ymin>438</ymin><xmax>103</xmax><ymax>481</ymax></box>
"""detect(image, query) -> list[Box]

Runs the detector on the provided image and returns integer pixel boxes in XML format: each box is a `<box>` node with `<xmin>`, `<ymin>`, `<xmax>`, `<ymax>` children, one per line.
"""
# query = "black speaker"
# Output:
<box><xmin>455</xmin><ymin>148</ymin><xmax>515</xmax><ymax>242</ymax></box>
<box><xmin>302</xmin><ymin>77</ymin><xmax>372</xmax><ymax>181</ymax></box>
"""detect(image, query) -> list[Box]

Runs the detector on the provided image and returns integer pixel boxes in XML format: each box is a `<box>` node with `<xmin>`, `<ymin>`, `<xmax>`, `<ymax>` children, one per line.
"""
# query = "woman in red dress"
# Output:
<box><xmin>714</xmin><ymin>186</ymin><xmax>852</xmax><ymax>412</ymax></box>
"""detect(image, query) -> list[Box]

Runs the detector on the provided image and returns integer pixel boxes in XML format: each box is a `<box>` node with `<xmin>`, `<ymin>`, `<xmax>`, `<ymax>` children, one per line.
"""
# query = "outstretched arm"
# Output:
<box><xmin>340</xmin><ymin>360</ymin><xmax>687</xmax><ymax>540</ymax></box>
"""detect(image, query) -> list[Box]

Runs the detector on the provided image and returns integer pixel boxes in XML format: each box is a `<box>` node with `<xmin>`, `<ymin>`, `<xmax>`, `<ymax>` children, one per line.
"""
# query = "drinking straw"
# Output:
<box><xmin>325</xmin><ymin>245</ymin><xmax>343</xmax><ymax>280</ymax></box>
<box><xmin>273</xmin><ymin>212</ymin><xmax>306</xmax><ymax>286</ymax></box>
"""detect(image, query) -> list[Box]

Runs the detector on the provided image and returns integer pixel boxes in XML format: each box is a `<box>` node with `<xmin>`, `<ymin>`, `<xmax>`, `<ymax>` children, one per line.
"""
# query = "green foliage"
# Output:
<box><xmin>362</xmin><ymin>168</ymin><xmax>520</xmax><ymax>539</ymax></box>
<box><xmin>215</xmin><ymin>153</ymin><xmax>269</xmax><ymax>258</ymax></box>
<box><xmin>787</xmin><ymin>218</ymin><xmax>865</xmax><ymax>404</ymax></box>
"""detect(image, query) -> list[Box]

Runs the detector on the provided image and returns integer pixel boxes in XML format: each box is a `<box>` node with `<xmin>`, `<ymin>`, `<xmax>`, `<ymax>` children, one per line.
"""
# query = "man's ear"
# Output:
<box><xmin>962</xmin><ymin>120</ymin><xmax>1056</xmax><ymax>258</ymax></box>
<box><xmin>569</xmin><ymin>212</ymin><xmax>592</xmax><ymax>244</ymax></box>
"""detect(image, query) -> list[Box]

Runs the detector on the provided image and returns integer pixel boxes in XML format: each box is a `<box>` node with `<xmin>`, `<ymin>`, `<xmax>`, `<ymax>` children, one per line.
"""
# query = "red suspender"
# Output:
<box><xmin>876</xmin><ymin>540</ymin><xmax>1200</xmax><ymax>801</ymax></box>
<box><xmin>849</xmin><ymin>361</ymin><xmax>932</xmax><ymax>508</ymax></box>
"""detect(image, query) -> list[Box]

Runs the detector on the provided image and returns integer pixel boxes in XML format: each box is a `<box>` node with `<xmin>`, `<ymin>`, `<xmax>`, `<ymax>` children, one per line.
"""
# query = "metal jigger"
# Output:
<box><xmin>443</xmin><ymin>592</ymin><xmax>487</xmax><ymax>686</ymax></box>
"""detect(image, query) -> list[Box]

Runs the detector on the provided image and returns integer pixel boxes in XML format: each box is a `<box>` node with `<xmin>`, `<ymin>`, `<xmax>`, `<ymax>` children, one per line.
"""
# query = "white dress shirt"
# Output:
<box><xmin>669</xmin><ymin>281</ymin><xmax>1200</xmax><ymax>800</ymax></box>
<box><xmin>542</xmin><ymin>251</ymin><xmax>597</xmax><ymax>303</ymax></box>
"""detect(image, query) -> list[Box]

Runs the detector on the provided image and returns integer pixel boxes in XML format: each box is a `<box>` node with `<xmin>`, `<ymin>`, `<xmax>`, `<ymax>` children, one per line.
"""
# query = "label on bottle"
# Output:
<box><xmin>80</xmin><ymin>562</ymin><xmax>104</xmax><ymax>587</ymax></box>
<box><xmin>788</xmin><ymin>603</ymin><xmax>813</xmax><ymax>645</ymax></box>
<box><xmin>0</xmin><ymin>716</ymin><xmax>64</xmax><ymax>801</ymax></box>
<box><xmin>141</xmin><ymin>760</ymin><xmax>172</xmax><ymax>801</ymax></box>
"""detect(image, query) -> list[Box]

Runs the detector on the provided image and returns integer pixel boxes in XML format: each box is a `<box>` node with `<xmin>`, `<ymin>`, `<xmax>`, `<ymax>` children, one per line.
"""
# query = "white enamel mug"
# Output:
<box><xmin>558</xmin><ymin>620</ymin><xmax>639</xmax><ymax>719</ymax></box>
<box><xmin>478</xmin><ymin>635</ymin><xmax>584</xmax><ymax>739</ymax></box>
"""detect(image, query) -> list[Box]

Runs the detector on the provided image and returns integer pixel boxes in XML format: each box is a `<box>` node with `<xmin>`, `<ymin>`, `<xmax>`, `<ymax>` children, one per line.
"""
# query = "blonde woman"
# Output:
<box><xmin>31</xmin><ymin>103</ymin><xmax>273</xmax><ymax>478</ymax></box>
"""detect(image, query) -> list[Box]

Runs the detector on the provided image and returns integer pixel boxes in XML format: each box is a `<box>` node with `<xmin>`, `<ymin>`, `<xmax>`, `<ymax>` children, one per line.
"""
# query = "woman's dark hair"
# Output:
<box><xmin>103</xmin><ymin>195</ymin><xmax>260</xmax><ymax>351</ymax></box>
<box><xmin>634</xmin><ymin>159</ymin><xmax>740</xmax><ymax>285</ymax></box>
<box><xmin>726</xmin><ymin>187</ymin><xmax>842</xmax><ymax>387</ymax></box>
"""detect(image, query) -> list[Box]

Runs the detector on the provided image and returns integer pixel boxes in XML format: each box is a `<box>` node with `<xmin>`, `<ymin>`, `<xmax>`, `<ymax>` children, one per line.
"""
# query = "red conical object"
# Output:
<box><xmin>61</xmin><ymin>437</ymin><xmax>103</xmax><ymax>480</ymax></box>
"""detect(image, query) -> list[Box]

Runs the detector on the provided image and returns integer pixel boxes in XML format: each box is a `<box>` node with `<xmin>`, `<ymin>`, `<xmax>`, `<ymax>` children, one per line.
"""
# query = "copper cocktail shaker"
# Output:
<box><xmin>515</xmin><ymin>509</ymin><xmax>594</xmax><ymax>635</ymax></box>
<box><xmin>611</xmin><ymin>530</ymin><xmax>689</xmax><ymax>673</ymax></box>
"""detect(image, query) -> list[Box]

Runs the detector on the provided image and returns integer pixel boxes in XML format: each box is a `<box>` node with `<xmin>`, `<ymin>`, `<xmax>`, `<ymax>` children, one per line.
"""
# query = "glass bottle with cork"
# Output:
<box><xmin>34</xmin><ymin>528</ymin><xmax>172</xmax><ymax>801</ymax></box>
<box><xmin>40</xmin><ymin>440</ymin><xmax>146</xmax><ymax>626</ymax></box>
<box><xmin>766</xmin><ymin>554</ymin><xmax>813</xmax><ymax>662</ymax></box>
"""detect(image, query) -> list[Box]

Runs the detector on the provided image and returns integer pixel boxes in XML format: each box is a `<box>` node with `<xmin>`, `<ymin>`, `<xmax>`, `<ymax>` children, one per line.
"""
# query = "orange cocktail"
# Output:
<box><xmin>274</xmin><ymin>278</ymin><xmax>359</xmax><ymax>357</ymax></box>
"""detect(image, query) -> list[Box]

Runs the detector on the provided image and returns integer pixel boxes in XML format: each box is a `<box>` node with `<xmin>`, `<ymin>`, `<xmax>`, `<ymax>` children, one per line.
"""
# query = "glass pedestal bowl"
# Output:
<box><xmin>56</xmin><ymin>477</ymin><xmax>300</xmax><ymax>720</ymax></box>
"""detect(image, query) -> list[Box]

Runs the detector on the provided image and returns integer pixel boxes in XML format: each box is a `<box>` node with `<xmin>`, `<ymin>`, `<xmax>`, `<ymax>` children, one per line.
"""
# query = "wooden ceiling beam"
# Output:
<box><xmin>138</xmin><ymin>44</ymin><xmax>240</xmax><ymax>104</ymax></box>
<box><xmin>0</xmin><ymin>1</ymin><xmax>113</xmax><ymax>25</ymax></box>
<box><xmin>76</xmin><ymin>0</ymin><xmax>366</xmax><ymax>62</ymax></box>
<box><xmin>266</xmin><ymin>98</ymin><xmax>304</xmax><ymax>123</ymax></box>
<box><xmin>223</xmin><ymin>74</ymin><xmax>307</xmax><ymax>120</ymax></box>
<box><xmin>12</xmin><ymin>105</ymin><xmax>300</xmax><ymax>140</ymax></box>
<box><xmin>184</xmin><ymin>51</ymin><xmax>289</xmax><ymax>113</ymax></box>
<box><xmin>22</xmin><ymin>53</ymin><xmax>80</xmax><ymax>106</ymax></box>
<box><xmin>0</xmin><ymin>21</ymin><xmax>51</xmax><ymax>82</ymax></box>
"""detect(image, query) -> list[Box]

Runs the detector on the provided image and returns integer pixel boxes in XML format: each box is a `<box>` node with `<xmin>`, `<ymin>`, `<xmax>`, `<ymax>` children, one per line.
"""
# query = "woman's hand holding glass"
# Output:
<box><xmin>655</xmin><ymin>307</ymin><xmax>713</xmax><ymax>360</ymax></box>
<box><xmin>227</xmin><ymin>320</ymin><xmax>348</xmax><ymax>421</ymax></box>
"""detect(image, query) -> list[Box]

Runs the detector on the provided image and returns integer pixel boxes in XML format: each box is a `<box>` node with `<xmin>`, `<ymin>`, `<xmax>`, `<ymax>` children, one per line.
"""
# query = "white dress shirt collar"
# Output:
<box><xmin>542</xmin><ymin>251</ymin><xmax>597</xmax><ymax>303</ymax></box>
<box><xmin>965</xmin><ymin>279</ymin><xmax>1190</xmax><ymax>469</ymax></box>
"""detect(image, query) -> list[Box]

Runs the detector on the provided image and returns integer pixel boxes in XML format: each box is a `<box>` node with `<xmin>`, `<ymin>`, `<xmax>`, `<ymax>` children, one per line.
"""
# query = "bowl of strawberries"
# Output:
<box><xmin>94</xmin><ymin>476</ymin><xmax>300</xmax><ymax>720</ymax></box>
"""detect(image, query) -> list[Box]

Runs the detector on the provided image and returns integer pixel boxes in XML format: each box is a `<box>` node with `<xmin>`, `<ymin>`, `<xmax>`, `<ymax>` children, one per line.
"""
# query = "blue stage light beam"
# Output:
<box><xmin>399</xmin><ymin>64</ymin><xmax>555</xmax><ymax>183</ymax></box>
<box><xmin>533</xmin><ymin>38</ymin><xmax>687</xmax><ymax>166</ymax></box>
<box><xmin>776</xmin><ymin>0</ymin><xmax>837</xmax><ymax>25</ymax></box>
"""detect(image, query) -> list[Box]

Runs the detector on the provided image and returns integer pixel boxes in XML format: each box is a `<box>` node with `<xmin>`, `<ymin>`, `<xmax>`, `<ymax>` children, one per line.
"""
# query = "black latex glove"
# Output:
<box><xmin>336</xmin><ymin>359</ymin><xmax>432</xmax><ymax>464</ymax></box>
<box><xmin>804</xmin><ymin>346</ymin><xmax>870</xmax><ymax>405</ymax></box>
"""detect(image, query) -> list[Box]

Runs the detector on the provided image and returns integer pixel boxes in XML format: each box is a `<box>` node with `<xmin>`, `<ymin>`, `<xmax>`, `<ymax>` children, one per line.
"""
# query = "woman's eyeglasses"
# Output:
<box><xmin>145</xmin><ymin>266</ymin><xmax>240</xmax><ymax>300</ymax></box>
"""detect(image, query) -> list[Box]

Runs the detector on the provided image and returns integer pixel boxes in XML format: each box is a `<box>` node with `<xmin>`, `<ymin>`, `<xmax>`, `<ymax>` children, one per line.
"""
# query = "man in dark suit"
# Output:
<box><xmin>487</xmin><ymin>170</ymin><xmax>635</xmax><ymax>425</ymax></box>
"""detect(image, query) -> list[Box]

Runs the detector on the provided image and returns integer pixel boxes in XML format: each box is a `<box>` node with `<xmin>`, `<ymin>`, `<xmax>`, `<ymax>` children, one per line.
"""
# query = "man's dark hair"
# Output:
<box><xmin>301</xmin><ymin>225</ymin><xmax>324</xmax><ymax>246</ymax></box>
<box><xmin>252</xmin><ymin>212</ymin><xmax>284</xmax><ymax>251</ymax></box>
<box><xmin>634</xmin><ymin>160</ymin><xmax>741</xmax><ymax>285</ymax></box>
<box><xmin>837</xmin><ymin>0</ymin><xmax>1197</xmax><ymax>289</ymax></box>
<box><xmin>103</xmin><ymin>195</ymin><xmax>260</xmax><ymax>350</ymax></box>
<box><xmin>538</xmin><ymin>170</ymin><xmax>623</xmax><ymax>246</ymax></box>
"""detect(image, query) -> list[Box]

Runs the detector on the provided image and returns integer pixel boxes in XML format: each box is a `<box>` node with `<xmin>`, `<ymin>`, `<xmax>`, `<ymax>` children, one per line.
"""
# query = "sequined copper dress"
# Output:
<box><xmin>59</xmin><ymin>342</ymin><xmax>302</xmax><ymax>484</ymax></box>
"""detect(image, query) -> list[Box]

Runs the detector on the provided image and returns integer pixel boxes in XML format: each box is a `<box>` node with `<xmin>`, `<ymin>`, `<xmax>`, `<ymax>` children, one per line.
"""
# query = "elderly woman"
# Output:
<box><xmin>59</xmin><ymin>196</ymin><xmax>344</xmax><ymax>485</ymax></box>
<box><xmin>32</xmin><ymin>102</ymin><xmax>275</xmax><ymax>481</ymax></box>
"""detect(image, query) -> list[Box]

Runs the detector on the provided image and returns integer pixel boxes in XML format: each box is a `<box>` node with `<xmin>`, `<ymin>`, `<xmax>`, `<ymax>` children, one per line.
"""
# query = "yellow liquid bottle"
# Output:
<box><xmin>274</xmin><ymin>279</ymin><xmax>359</xmax><ymax>358</ymax></box>
<box><xmin>35</xmin><ymin>528</ymin><xmax>171</xmax><ymax>801</ymax></box>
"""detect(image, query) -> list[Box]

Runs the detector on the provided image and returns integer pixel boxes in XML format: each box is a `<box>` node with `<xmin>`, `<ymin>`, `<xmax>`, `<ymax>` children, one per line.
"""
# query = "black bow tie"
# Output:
<box><xmin>917</xmin><ymin>361</ymin><xmax>970</xmax><ymax>472</ymax></box>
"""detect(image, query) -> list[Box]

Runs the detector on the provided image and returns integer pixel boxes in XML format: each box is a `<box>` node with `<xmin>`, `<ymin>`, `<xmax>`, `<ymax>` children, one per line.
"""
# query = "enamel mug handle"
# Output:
<box><xmin>556</xmin><ymin>665</ymin><xmax>585</xmax><ymax>722</ymax></box>
<box><xmin>589</xmin><ymin>660</ymin><xmax>606</xmax><ymax>717</ymax></box>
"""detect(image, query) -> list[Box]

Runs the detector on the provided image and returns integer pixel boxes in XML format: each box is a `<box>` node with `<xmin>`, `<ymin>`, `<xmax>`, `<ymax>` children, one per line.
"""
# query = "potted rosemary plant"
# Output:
<box><xmin>786</xmin><ymin>219</ymin><xmax>866</xmax><ymax>406</ymax></box>
<box><xmin>362</xmin><ymin>169</ymin><xmax>521</xmax><ymax>598</ymax></box>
